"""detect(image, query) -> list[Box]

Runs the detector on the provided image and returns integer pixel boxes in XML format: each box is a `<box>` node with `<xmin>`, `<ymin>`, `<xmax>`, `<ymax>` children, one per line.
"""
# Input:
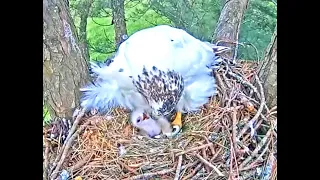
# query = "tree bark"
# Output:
<box><xmin>213</xmin><ymin>0</ymin><xmax>249</xmax><ymax>60</ymax></box>
<box><xmin>43</xmin><ymin>0</ymin><xmax>89</xmax><ymax>119</ymax></box>
<box><xmin>78</xmin><ymin>0</ymin><xmax>93</xmax><ymax>60</ymax></box>
<box><xmin>111</xmin><ymin>0</ymin><xmax>127</xmax><ymax>46</ymax></box>
<box><xmin>258</xmin><ymin>26</ymin><xmax>277</xmax><ymax>107</ymax></box>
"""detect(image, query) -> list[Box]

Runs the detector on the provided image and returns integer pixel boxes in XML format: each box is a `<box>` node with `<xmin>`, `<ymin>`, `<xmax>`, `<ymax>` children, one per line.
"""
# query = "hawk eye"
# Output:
<box><xmin>137</xmin><ymin>118</ymin><xmax>141</xmax><ymax>123</ymax></box>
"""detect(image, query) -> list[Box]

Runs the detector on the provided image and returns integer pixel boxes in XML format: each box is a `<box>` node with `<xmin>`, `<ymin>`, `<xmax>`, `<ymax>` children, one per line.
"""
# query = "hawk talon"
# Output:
<box><xmin>172</xmin><ymin>125</ymin><xmax>181</xmax><ymax>136</ymax></box>
<box><xmin>153</xmin><ymin>126</ymin><xmax>181</xmax><ymax>139</ymax></box>
<box><xmin>154</xmin><ymin>134</ymin><xmax>162</xmax><ymax>139</ymax></box>
<box><xmin>163</xmin><ymin>125</ymin><xmax>181</xmax><ymax>138</ymax></box>
<box><xmin>161</xmin><ymin>111</ymin><xmax>182</xmax><ymax>138</ymax></box>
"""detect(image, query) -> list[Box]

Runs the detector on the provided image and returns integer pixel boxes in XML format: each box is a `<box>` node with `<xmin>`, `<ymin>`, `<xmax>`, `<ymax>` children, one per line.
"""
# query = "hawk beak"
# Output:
<box><xmin>142</xmin><ymin>113</ymin><xmax>149</xmax><ymax>120</ymax></box>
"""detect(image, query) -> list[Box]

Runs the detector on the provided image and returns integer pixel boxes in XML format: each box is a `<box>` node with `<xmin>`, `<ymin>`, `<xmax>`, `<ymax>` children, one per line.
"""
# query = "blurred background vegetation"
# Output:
<box><xmin>70</xmin><ymin>0</ymin><xmax>276</xmax><ymax>60</ymax></box>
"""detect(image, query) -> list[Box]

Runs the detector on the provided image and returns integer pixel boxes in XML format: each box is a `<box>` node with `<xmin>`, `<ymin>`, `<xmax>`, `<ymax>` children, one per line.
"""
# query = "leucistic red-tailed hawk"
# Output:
<box><xmin>80</xmin><ymin>25</ymin><xmax>230</xmax><ymax>138</ymax></box>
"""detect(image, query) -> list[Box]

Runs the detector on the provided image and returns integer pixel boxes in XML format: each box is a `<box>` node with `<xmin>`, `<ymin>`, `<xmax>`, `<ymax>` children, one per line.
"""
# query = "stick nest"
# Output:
<box><xmin>44</xmin><ymin>60</ymin><xmax>277</xmax><ymax>180</ymax></box>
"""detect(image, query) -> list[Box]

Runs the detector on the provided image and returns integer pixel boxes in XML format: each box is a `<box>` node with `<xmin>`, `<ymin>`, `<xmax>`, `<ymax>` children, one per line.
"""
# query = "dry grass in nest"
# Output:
<box><xmin>44</xmin><ymin>60</ymin><xmax>277</xmax><ymax>180</ymax></box>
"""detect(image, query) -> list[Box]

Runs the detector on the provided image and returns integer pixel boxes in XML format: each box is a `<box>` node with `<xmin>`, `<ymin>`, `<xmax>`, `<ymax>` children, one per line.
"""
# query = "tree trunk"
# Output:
<box><xmin>258</xmin><ymin>26</ymin><xmax>277</xmax><ymax>107</ymax></box>
<box><xmin>213</xmin><ymin>0</ymin><xmax>249</xmax><ymax>60</ymax></box>
<box><xmin>111</xmin><ymin>0</ymin><xmax>127</xmax><ymax>46</ymax></box>
<box><xmin>78</xmin><ymin>0</ymin><xmax>93</xmax><ymax>60</ymax></box>
<box><xmin>43</xmin><ymin>0</ymin><xmax>89</xmax><ymax>119</ymax></box>
<box><xmin>65</xmin><ymin>0</ymin><xmax>69</xmax><ymax>7</ymax></box>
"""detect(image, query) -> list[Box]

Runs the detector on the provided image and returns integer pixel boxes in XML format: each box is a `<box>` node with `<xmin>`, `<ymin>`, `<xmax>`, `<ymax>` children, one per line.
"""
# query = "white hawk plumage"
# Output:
<box><xmin>80</xmin><ymin>25</ymin><xmax>230</xmax><ymax>138</ymax></box>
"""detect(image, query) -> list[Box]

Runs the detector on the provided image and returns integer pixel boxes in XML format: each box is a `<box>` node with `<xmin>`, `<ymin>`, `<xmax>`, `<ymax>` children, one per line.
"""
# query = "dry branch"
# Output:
<box><xmin>174</xmin><ymin>155</ymin><xmax>183</xmax><ymax>180</ymax></box>
<box><xmin>124</xmin><ymin>167</ymin><xmax>176</xmax><ymax>180</ymax></box>
<box><xmin>194</xmin><ymin>153</ymin><xmax>224</xmax><ymax>177</ymax></box>
<box><xmin>43</xmin><ymin>140</ymin><xmax>50</xmax><ymax>180</ymax></box>
<box><xmin>182</xmin><ymin>162</ymin><xmax>202</xmax><ymax>180</ymax></box>
<box><xmin>239</xmin><ymin>128</ymin><xmax>272</xmax><ymax>168</ymax></box>
<box><xmin>201</xmin><ymin>148</ymin><xmax>210</xmax><ymax>172</ymax></box>
<box><xmin>175</xmin><ymin>143</ymin><xmax>213</xmax><ymax>156</ymax></box>
<box><xmin>244</xmin><ymin>139</ymin><xmax>271</xmax><ymax>170</ymax></box>
<box><xmin>51</xmin><ymin>111</ymin><xmax>87</xmax><ymax>179</ymax></box>
<box><xmin>237</xmin><ymin>75</ymin><xmax>266</xmax><ymax>140</ymax></box>
<box><xmin>231</xmin><ymin>107</ymin><xmax>238</xmax><ymax>153</ymax></box>
<box><xmin>118</xmin><ymin>160</ymin><xmax>139</xmax><ymax>175</ymax></box>
<box><xmin>123</xmin><ymin>162</ymin><xmax>198</xmax><ymax>180</ymax></box>
<box><xmin>50</xmin><ymin>110</ymin><xmax>85</xmax><ymax>174</ymax></box>
<box><xmin>70</xmin><ymin>153</ymin><xmax>93</xmax><ymax>171</ymax></box>
<box><xmin>189</xmin><ymin>133</ymin><xmax>215</xmax><ymax>155</ymax></box>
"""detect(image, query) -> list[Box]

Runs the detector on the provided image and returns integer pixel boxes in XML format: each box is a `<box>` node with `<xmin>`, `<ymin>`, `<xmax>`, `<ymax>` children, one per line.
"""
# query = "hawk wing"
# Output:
<box><xmin>132</xmin><ymin>66</ymin><xmax>184</xmax><ymax>119</ymax></box>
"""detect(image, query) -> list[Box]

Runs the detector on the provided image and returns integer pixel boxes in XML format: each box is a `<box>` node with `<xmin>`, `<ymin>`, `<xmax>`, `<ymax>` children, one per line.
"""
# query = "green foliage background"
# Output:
<box><xmin>70</xmin><ymin>0</ymin><xmax>276</xmax><ymax>61</ymax></box>
<box><xmin>238</xmin><ymin>0</ymin><xmax>277</xmax><ymax>60</ymax></box>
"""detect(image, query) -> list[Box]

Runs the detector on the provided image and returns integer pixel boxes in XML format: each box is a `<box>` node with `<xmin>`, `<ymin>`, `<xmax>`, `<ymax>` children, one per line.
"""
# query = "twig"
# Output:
<box><xmin>124</xmin><ymin>167</ymin><xmax>176</xmax><ymax>180</ymax></box>
<box><xmin>237</xmin><ymin>75</ymin><xmax>266</xmax><ymax>139</ymax></box>
<box><xmin>43</xmin><ymin>140</ymin><xmax>50</xmax><ymax>180</ymax></box>
<box><xmin>221</xmin><ymin>121</ymin><xmax>238</xmax><ymax>180</ymax></box>
<box><xmin>189</xmin><ymin>133</ymin><xmax>215</xmax><ymax>155</ymax></box>
<box><xmin>267</xmin><ymin>111</ymin><xmax>277</xmax><ymax>118</ymax></box>
<box><xmin>50</xmin><ymin>115</ymin><xmax>89</xmax><ymax>180</ymax></box>
<box><xmin>91</xmin><ymin>17</ymin><xmax>113</xmax><ymax>26</ymax></box>
<box><xmin>239</xmin><ymin>163</ymin><xmax>262</xmax><ymax>171</ymax></box>
<box><xmin>227</xmin><ymin>70</ymin><xmax>261</xmax><ymax>100</ymax></box>
<box><xmin>194</xmin><ymin>153</ymin><xmax>224</xmax><ymax>177</ymax></box>
<box><xmin>210</xmin><ymin>147</ymin><xmax>223</xmax><ymax>162</ymax></box>
<box><xmin>229</xmin><ymin>135</ymin><xmax>234</xmax><ymax>180</ymax></box>
<box><xmin>190</xmin><ymin>168</ymin><xmax>205</xmax><ymax>180</ymax></box>
<box><xmin>182</xmin><ymin>163</ymin><xmax>203</xmax><ymax>180</ymax></box>
<box><xmin>255</xmin><ymin>74</ymin><xmax>265</xmax><ymax>102</ymax></box>
<box><xmin>51</xmin><ymin>110</ymin><xmax>85</xmax><ymax>174</ymax></box>
<box><xmin>236</xmin><ymin>139</ymin><xmax>252</xmax><ymax>156</ymax></box>
<box><xmin>221</xmin><ymin>72</ymin><xmax>232</xmax><ymax>89</ymax></box>
<box><xmin>239</xmin><ymin>93</ymin><xmax>260</xmax><ymax>106</ymax></box>
<box><xmin>175</xmin><ymin>143</ymin><xmax>213</xmax><ymax>156</ymax></box>
<box><xmin>242</xmin><ymin>117</ymin><xmax>264</xmax><ymax>142</ymax></box>
<box><xmin>243</xmin><ymin>42</ymin><xmax>260</xmax><ymax>63</ymax></box>
<box><xmin>223</xmin><ymin>105</ymin><xmax>244</xmax><ymax>112</ymax></box>
<box><xmin>215</xmin><ymin>72</ymin><xmax>227</xmax><ymax>93</ymax></box>
<box><xmin>231</xmin><ymin>135</ymin><xmax>240</xmax><ymax>180</ymax></box>
<box><xmin>182</xmin><ymin>137</ymin><xmax>194</xmax><ymax>149</ymax></box>
<box><xmin>239</xmin><ymin>128</ymin><xmax>272</xmax><ymax>168</ymax></box>
<box><xmin>269</xmin><ymin>106</ymin><xmax>277</xmax><ymax>113</ymax></box>
<box><xmin>225</xmin><ymin>85</ymin><xmax>239</xmax><ymax>108</ymax></box>
<box><xmin>239</xmin><ymin>169</ymin><xmax>256</xmax><ymax>180</ymax></box>
<box><xmin>242</xmin><ymin>139</ymin><xmax>272</xmax><ymax>171</ymax></box>
<box><xmin>231</xmin><ymin>106</ymin><xmax>238</xmax><ymax>154</ymax></box>
<box><xmin>174</xmin><ymin>156</ymin><xmax>183</xmax><ymax>180</ymax></box>
<box><xmin>181</xmin><ymin>161</ymin><xmax>200</xmax><ymax>170</ymax></box>
<box><xmin>128</xmin><ymin>162</ymin><xmax>148</xmax><ymax>168</ymax></box>
<box><xmin>201</xmin><ymin>148</ymin><xmax>210</xmax><ymax>173</ymax></box>
<box><xmin>124</xmin><ymin>162</ymin><xmax>198</xmax><ymax>180</ymax></box>
<box><xmin>70</xmin><ymin>153</ymin><xmax>93</xmax><ymax>172</ymax></box>
<box><xmin>118</xmin><ymin>161</ymin><xmax>139</xmax><ymax>175</ymax></box>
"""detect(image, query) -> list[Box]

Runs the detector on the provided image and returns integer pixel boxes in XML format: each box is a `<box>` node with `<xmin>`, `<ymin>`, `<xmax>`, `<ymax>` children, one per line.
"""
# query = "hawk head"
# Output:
<box><xmin>132</xmin><ymin>66</ymin><xmax>184</xmax><ymax>120</ymax></box>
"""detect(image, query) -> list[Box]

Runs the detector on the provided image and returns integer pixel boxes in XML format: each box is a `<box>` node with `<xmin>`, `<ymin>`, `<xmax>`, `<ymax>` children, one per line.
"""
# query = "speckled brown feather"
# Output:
<box><xmin>132</xmin><ymin>66</ymin><xmax>184</xmax><ymax>119</ymax></box>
